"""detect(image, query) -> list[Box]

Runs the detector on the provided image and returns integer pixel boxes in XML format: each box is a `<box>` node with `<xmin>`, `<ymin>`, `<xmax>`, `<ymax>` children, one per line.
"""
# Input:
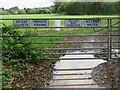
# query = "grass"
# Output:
<box><xmin>1</xmin><ymin>14</ymin><xmax>118</xmax><ymax>18</ymax></box>
<box><xmin>26</xmin><ymin>28</ymin><xmax>95</xmax><ymax>58</ymax></box>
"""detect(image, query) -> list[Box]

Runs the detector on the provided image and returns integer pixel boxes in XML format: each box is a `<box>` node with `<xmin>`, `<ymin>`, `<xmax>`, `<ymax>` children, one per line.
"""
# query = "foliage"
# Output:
<box><xmin>53</xmin><ymin>2</ymin><xmax>119</xmax><ymax>15</ymax></box>
<box><xmin>0</xmin><ymin>10</ymin><xmax>10</xmax><ymax>15</ymax></box>
<box><xmin>2</xmin><ymin>24</ymin><xmax>46</xmax><ymax>68</ymax></box>
<box><xmin>2</xmin><ymin>68</ymin><xmax>19</xmax><ymax>88</ymax></box>
<box><xmin>17</xmin><ymin>10</ymin><xmax>26</xmax><ymax>14</ymax></box>
<box><xmin>1</xmin><ymin>23</ymin><xmax>47</xmax><ymax>88</ymax></box>
<box><xmin>0</xmin><ymin>6</ymin><xmax>53</xmax><ymax>15</ymax></box>
<box><xmin>1</xmin><ymin>2</ymin><xmax>119</xmax><ymax>15</ymax></box>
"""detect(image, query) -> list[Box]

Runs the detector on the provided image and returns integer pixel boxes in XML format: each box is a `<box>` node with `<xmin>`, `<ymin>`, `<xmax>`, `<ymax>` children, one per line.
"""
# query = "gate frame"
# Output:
<box><xmin>1</xmin><ymin>17</ymin><xmax>120</xmax><ymax>60</ymax></box>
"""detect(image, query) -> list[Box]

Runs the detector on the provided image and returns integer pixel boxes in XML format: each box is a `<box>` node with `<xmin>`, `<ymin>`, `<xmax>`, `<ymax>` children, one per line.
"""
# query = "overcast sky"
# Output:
<box><xmin>1</xmin><ymin>0</ymin><xmax>119</xmax><ymax>9</ymax></box>
<box><xmin>0</xmin><ymin>0</ymin><xmax>54</xmax><ymax>9</ymax></box>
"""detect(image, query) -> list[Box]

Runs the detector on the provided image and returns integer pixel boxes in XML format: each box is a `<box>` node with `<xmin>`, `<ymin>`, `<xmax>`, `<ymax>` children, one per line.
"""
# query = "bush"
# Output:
<box><xmin>2</xmin><ymin>24</ymin><xmax>46</xmax><ymax>68</ymax></box>
<box><xmin>2</xmin><ymin>24</ymin><xmax>47</xmax><ymax>88</ymax></box>
<box><xmin>1</xmin><ymin>68</ymin><xmax>19</xmax><ymax>88</ymax></box>
<box><xmin>37</xmin><ymin>9</ymin><xmax>52</xmax><ymax>14</ymax></box>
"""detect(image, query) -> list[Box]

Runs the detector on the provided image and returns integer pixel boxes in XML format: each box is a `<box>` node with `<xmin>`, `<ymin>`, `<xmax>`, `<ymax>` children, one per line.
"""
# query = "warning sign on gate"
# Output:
<box><xmin>65</xmin><ymin>20</ymin><xmax>82</xmax><ymax>27</ymax></box>
<box><xmin>84</xmin><ymin>19</ymin><xmax>101</xmax><ymax>27</ymax></box>
<box><xmin>13</xmin><ymin>20</ymin><xmax>30</xmax><ymax>27</ymax></box>
<box><xmin>32</xmin><ymin>20</ymin><xmax>48</xmax><ymax>27</ymax></box>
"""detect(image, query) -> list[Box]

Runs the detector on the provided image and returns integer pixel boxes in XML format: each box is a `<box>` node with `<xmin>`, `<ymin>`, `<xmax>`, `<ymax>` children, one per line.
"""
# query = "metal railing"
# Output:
<box><xmin>1</xmin><ymin>17</ymin><xmax>120</xmax><ymax>60</ymax></box>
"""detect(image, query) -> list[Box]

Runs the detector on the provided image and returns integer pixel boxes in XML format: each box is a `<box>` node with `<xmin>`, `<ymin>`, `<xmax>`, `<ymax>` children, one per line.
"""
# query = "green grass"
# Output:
<box><xmin>27</xmin><ymin>28</ymin><xmax>95</xmax><ymax>58</ymax></box>
<box><xmin>1</xmin><ymin>14</ymin><xmax>118</xmax><ymax>18</ymax></box>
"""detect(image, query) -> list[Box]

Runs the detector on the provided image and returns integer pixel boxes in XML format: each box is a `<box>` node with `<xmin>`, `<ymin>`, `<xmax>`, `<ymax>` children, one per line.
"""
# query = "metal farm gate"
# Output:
<box><xmin>2</xmin><ymin>17</ymin><xmax>119</xmax><ymax>61</ymax></box>
<box><xmin>1</xmin><ymin>17</ymin><xmax>120</xmax><ymax>88</ymax></box>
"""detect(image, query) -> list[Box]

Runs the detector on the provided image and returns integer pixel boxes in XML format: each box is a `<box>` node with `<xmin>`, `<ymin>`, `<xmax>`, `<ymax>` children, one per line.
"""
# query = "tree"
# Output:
<box><xmin>25</xmin><ymin>8</ymin><xmax>36</xmax><ymax>14</ymax></box>
<box><xmin>52</xmin><ymin>1</ymin><xmax>118</xmax><ymax>15</ymax></box>
<box><xmin>9</xmin><ymin>9</ymin><xmax>18</xmax><ymax>14</ymax></box>
<box><xmin>115</xmin><ymin>1</ymin><xmax>120</xmax><ymax>14</ymax></box>
<box><xmin>0</xmin><ymin>10</ymin><xmax>9</xmax><ymax>15</ymax></box>
<box><xmin>9</xmin><ymin>6</ymin><xmax>20</xmax><ymax>14</ymax></box>
<box><xmin>90</xmin><ymin>2</ymin><xmax>104</xmax><ymax>15</ymax></box>
<box><xmin>103</xmin><ymin>2</ymin><xmax>117</xmax><ymax>15</ymax></box>
<box><xmin>1</xmin><ymin>7</ymin><xmax>5</xmax><ymax>10</ymax></box>
<box><xmin>37</xmin><ymin>9</ymin><xmax>52</xmax><ymax>14</ymax></box>
<box><xmin>53</xmin><ymin>2</ymin><xmax>63</xmax><ymax>13</ymax></box>
<box><xmin>18</xmin><ymin>10</ymin><xmax>26</xmax><ymax>14</ymax></box>
<box><xmin>64</xmin><ymin>2</ymin><xmax>87</xmax><ymax>15</ymax></box>
<box><xmin>10</xmin><ymin>6</ymin><xmax>19</xmax><ymax>11</ymax></box>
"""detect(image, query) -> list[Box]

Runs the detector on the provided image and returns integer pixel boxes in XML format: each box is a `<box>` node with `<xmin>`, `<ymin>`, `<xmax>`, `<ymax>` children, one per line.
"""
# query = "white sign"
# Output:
<box><xmin>54</xmin><ymin>20</ymin><xmax>60</xmax><ymax>31</ymax></box>
<box><xmin>84</xmin><ymin>19</ymin><xmax>101</xmax><ymax>27</ymax></box>
<box><xmin>32</xmin><ymin>20</ymin><xmax>48</xmax><ymax>27</ymax></box>
<box><xmin>13</xmin><ymin>20</ymin><xmax>30</xmax><ymax>27</ymax></box>
<box><xmin>65</xmin><ymin>20</ymin><xmax>82</xmax><ymax>27</ymax></box>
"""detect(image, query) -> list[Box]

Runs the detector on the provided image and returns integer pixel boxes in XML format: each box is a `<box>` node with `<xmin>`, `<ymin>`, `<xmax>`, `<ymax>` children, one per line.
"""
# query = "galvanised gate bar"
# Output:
<box><xmin>1</xmin><ymin>17</ymin><xmax>120</xmax><ymax>60</ymax></box>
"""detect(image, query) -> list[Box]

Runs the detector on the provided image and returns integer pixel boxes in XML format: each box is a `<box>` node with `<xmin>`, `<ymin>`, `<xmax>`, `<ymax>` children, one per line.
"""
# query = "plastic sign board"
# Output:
<box><xmin>32</xmin><ymin>20</ymin><xmax>48</xmax><ymax>27</ymax></box>
<box><xmin>55</xmin><ymin>20</ymin><xmax>60</xmax><ymax>31</ymax></box>
<box><xmin>65</xmin><ymin>20</ymin><xmax>82</xmax><ymax>27</ymax></box>
<box><xmin>84</xmin><ymin>19</ymin><xmax>101</xmax><ymax>27</ymax></box>
<box><xmin>13</xmin><ymin>20</ymin><xmax>30</xmax><ymax>27</ymax></box>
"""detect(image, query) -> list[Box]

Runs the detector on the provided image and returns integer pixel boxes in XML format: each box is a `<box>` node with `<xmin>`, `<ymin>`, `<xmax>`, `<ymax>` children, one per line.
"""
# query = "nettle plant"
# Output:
<box><xmin>2</xmin><ymin>24</ymin><xmax>46</xmax><ymax>68</ymax></box>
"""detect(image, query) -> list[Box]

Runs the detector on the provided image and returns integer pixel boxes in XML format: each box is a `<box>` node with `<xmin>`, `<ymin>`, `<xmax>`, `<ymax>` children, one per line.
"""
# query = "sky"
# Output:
<box><xmin>1</xmin><ymin>0</ymin><xmax>119</xmax><ymax>9</ymax></box>
<box><xmin>0</xmin><ymin>0</ymin><xmax>55</xmax><ymax>9</ymax></box>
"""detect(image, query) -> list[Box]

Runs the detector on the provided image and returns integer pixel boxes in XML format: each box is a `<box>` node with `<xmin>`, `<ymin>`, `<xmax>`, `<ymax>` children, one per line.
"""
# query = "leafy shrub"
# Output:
<box><xmin>1</xmin><ymin>24</ymin><xmax>47</xmax><ymax>88</ymax></box>
<box><xmin>37</xmin><ymin>9</ymin><xmax>52</xmax><ymax>14</ymax></box>
<box><xmin>2</xmin><ymin>68</ymin><xmax>19</xmax><ymax>88</ymax></box>
<box><xmin>2</xmin><ymin>24</ymin><xmax>46</xmax><ymax>68</ymax></box>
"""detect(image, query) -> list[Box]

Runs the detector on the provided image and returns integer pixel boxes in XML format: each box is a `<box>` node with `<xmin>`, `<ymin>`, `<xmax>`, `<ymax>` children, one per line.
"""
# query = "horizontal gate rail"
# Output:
<box><xmin>2</xmin><ymin>26</ymin><xmax>119</xmax><ymax>28</ymax></box>
<box><xmin>1</xmin><ymin>34</ymin><xmax>120</xmax><ymax>37</ymax></box>
<box><xmin>43</xmin><ymin>58</ymin><xmax>107</xmax><ymax>60</ymax></box>
<box><xmin>53</xmin><ymin>78</ymin><xmax>92</xmax><ymax>81</ymax></box>
<box><xmin>42</xmin><ymin>47</ymin><xmax>108</xmax><ymax>50</ymax></box>
<box><xmin>110</xmin><ymin>30</ymin><xmax>120</xmax><ymax>31</ymax></box>
<box><xmin>55</xmin><ymin>68</ymin><xmax>92</xmax><ymax>71</ymax></box>
<box><xmin>43</xmin><ymin>57</ymin><xmax>119</xmax><ymax>60</ymax></box>
<box><xmin>42</xmin><ymin>52</ymin><xmax>120</xmax><ymax>55</ymax></box>
<box><xmin>1</xmin><ymin>17</ymin><xmax>119</xmax><ymax>20</ymax></box>
<box><xmin>48</xmin><ymin>84</ymin><xmax>96</xmax><ymax>87</ymax></box>
<box><xmin>54</xmin><ymin>73</ymin><xmax>91</xmax><ymax>76</ymax></box>
<box><xmin>2</xmin><ymin>47</ymin><xmax>120</xmax><ymax>51</ymax></box>
<box><xmin>1</xmin><ymin>41</ymin><xmax>120</xmax><ymax>44</ymax></box>
<box><xmin>41</xmin><ymin>47</ymin><xmax>120</xmax><ymax>50</ymax></box>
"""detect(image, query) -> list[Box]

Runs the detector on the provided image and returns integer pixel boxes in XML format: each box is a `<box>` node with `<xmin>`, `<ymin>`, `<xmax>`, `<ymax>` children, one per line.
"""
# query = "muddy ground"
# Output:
<box><xmin>91</xmin><ymin>59</ymin><xmax>120</xmax><ymax>88</ymax></box>
<box><xmin>10</xmin><ymin>61</ymin><xmax>55</xmax><ymax>88</ymax></box>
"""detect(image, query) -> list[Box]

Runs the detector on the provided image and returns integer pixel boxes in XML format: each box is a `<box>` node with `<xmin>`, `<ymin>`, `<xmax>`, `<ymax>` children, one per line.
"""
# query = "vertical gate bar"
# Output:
<box><xmin>107</xmin><ymin>19</ymin><xmax>112</xmax><ymax>61</ymax></box>
<box><xmin>107</xmin><ymin>19</ymin><xmax>110</xmax><ymax>60</ymax></box>
<box><xmin>109</xmin><ymin>19</ymin><xmax>112</xmax><ymax>60</ymax></box>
